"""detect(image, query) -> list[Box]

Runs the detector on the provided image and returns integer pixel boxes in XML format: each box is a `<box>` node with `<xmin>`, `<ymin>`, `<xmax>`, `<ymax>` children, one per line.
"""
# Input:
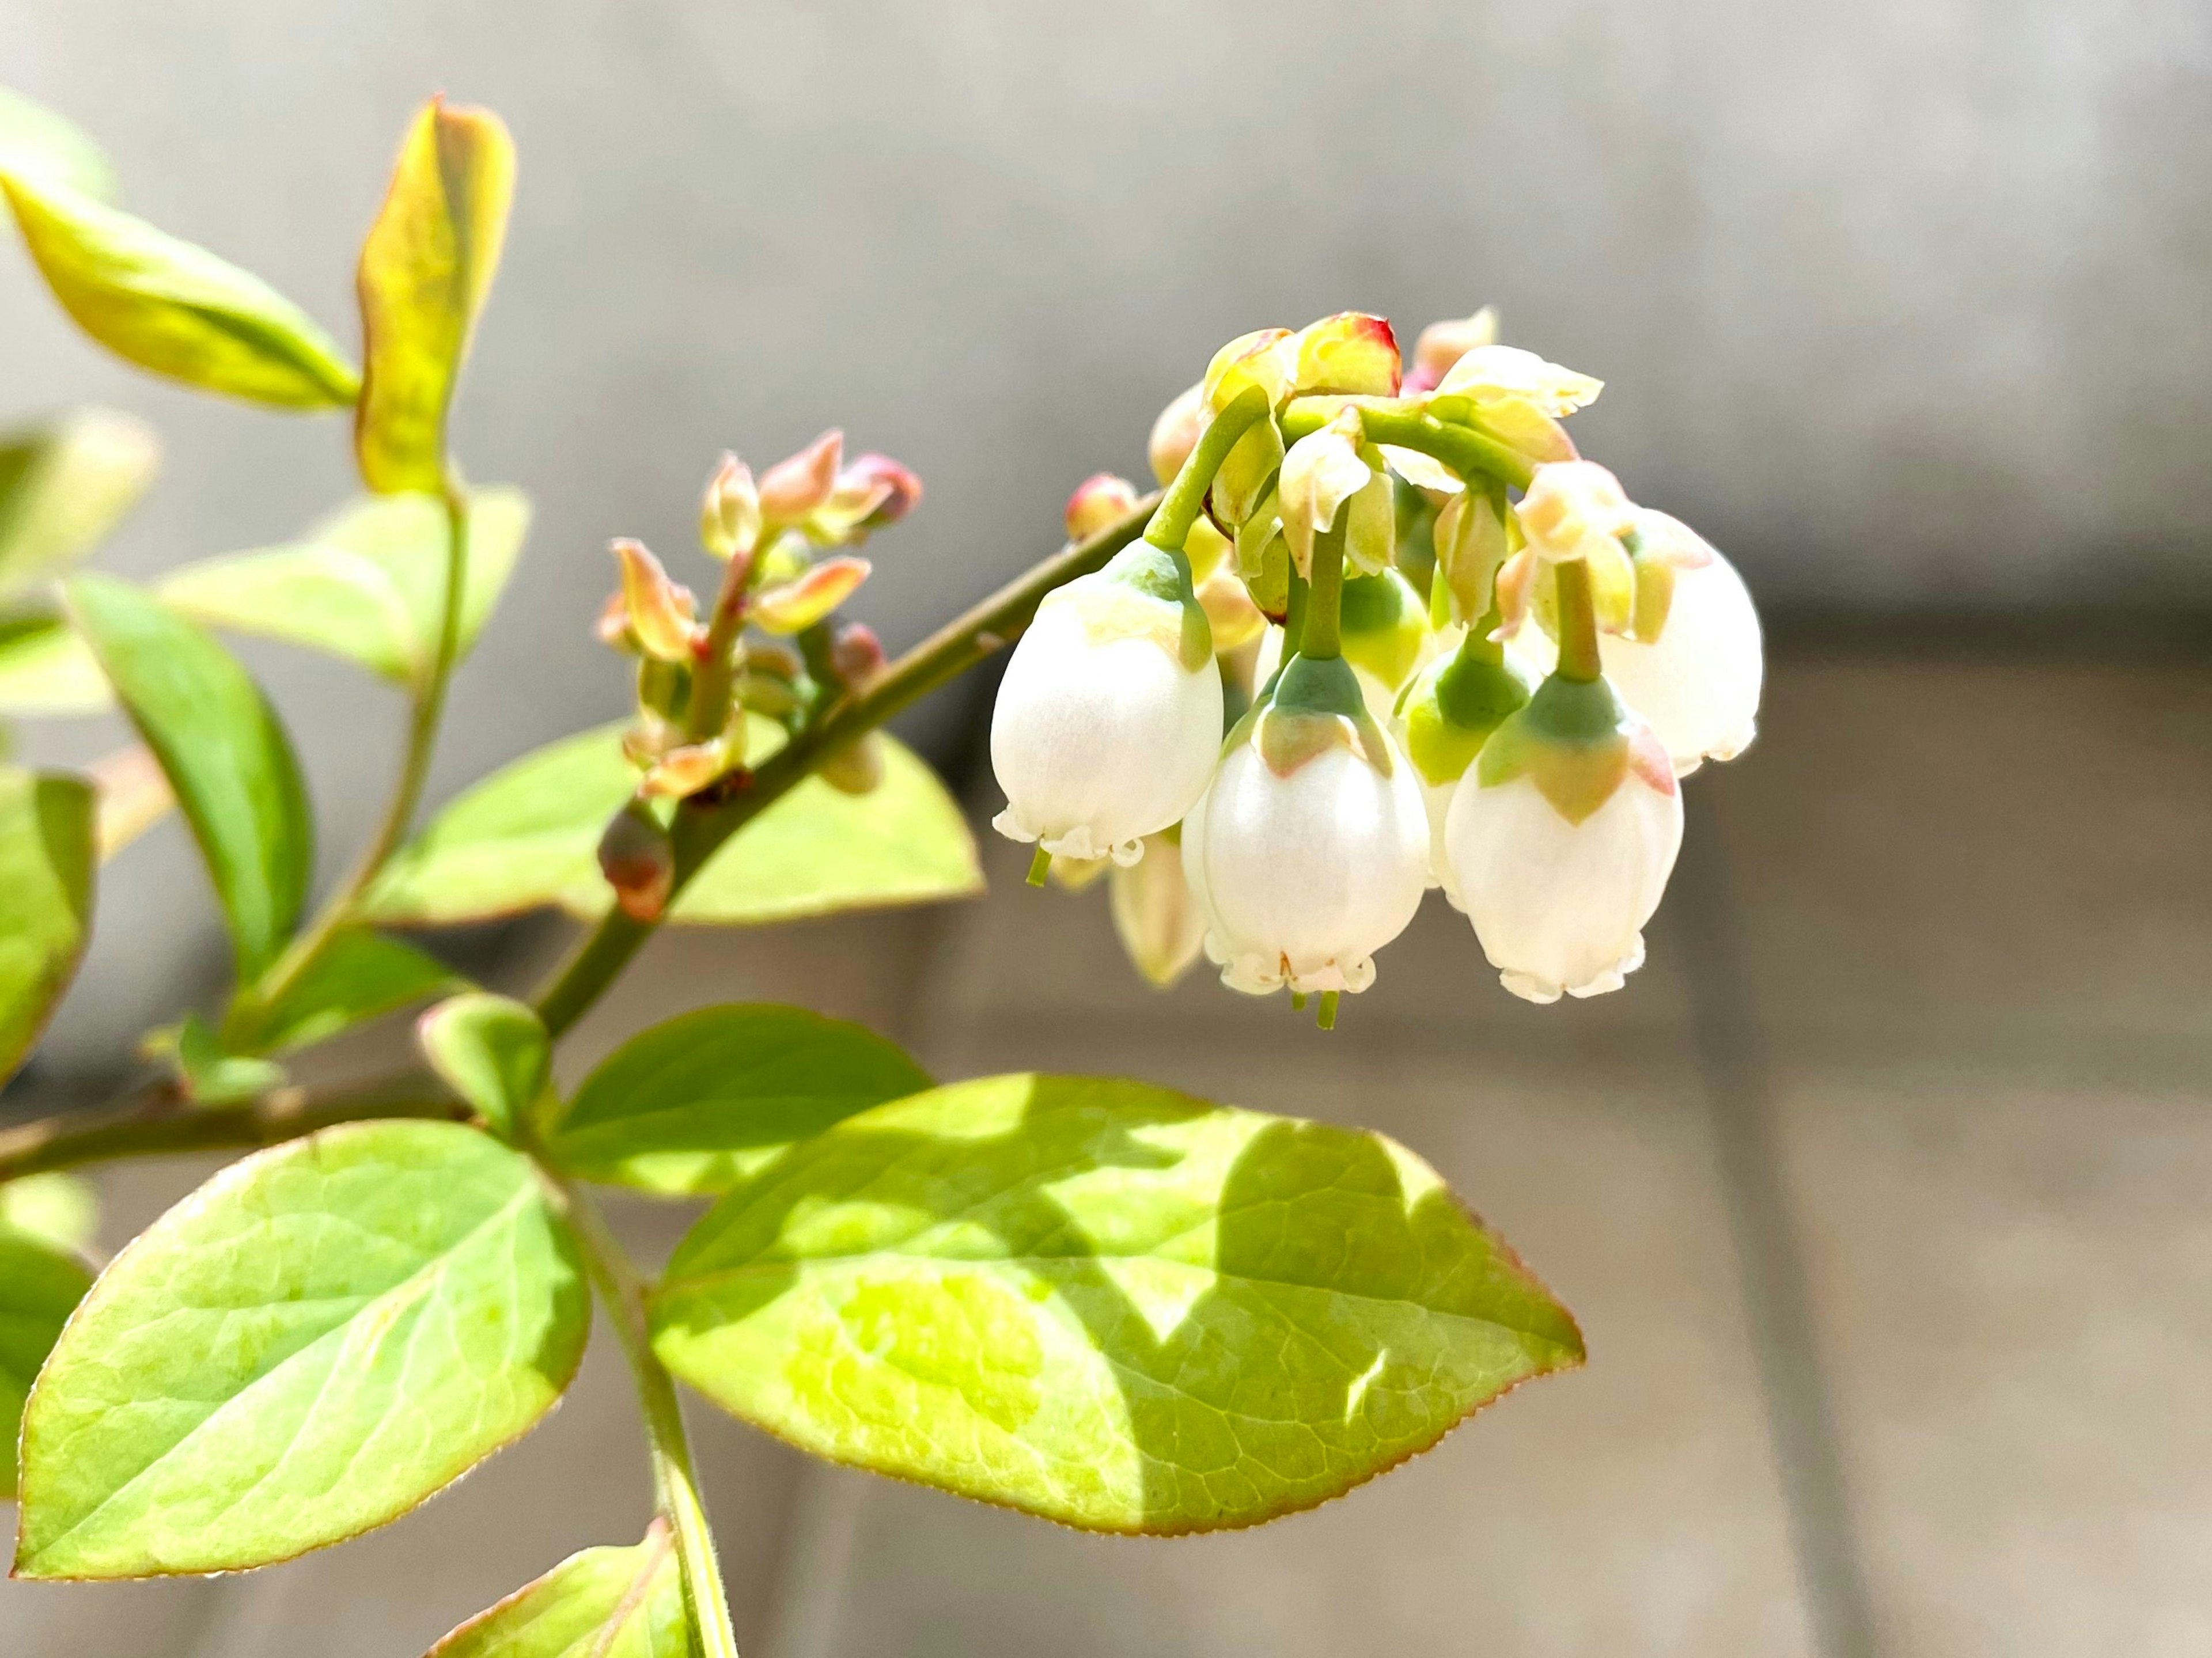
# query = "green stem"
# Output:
<box><xmin>533</xmin><ymin>491</ymin><xmax>1158</xmax><ymax>1037</ymax></box>
<box><xmin>1143</xmin><ymin>386</ymin><xmax>1269</xmax><ymax>552</ymax></box>
<box><xmin>0</xmin><ymin>1072</ymin><xmax>461</xmax><ymax>1183</ymax></box>
<box><xmin>1279</xmin><ymin>401</ymin><xmax>1535</xmax><ymax>493</ymax></box>
<box><xmin>556</xmin><ymin>1179</ymin><xmax>741</xmax><ymax>1658</ymax></box>
<box><xmin>685</xmin><ymin>531</ymin><xmax>763</xmax><ymax>742</ymax></box>
<box><xmin>1552</xmin><ymin>559</ymin><xmax>1604</xmax><ymax>682</ymax></box>
<box><xmin>238</xmin><ymin>477</ymin><xmax>472</xmax><ymax>1025</ymax></box>
<box><xmin>1300</xmin><ymin>526</ymin><xmax>1344</xmax><ymax>660</ymax></box>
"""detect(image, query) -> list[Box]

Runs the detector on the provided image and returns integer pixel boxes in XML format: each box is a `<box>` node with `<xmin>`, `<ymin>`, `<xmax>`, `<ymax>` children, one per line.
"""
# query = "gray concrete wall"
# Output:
<box><xmin>7</xmin><ymin>0</ymin><xmax>2209</xmax><ymax>1058</ymax></box>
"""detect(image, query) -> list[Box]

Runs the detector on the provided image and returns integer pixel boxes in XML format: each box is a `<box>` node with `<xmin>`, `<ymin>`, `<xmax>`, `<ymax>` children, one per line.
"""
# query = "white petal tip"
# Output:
<box><xmin>990</xmin><ymin>807</ymin><xmax>1037</xmax><ymax>845</ymax></box>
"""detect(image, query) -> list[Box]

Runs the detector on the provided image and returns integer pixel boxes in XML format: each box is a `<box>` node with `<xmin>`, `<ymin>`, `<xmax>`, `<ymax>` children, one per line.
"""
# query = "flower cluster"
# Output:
<box><xmin>991</xmin><ymin>310</ymin><xmax>1762</xmax><ymax>1015</ymax></box>
<box><xmin>593</xmin><ymin>432</ymin><xmax>920</xmax><ymax>916</ymax></box>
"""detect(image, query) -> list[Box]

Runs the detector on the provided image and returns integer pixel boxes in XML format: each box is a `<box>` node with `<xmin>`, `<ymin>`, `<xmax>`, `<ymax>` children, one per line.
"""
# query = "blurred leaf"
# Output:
<box><xmin>226</xmin><ymin>927</ymin><xmax>460</xmax><ymax>1056</ymax></box>
<box><xmin>650</xmin><ymin>1074</ymin><xmax>1584</xmax><ymax>1534</ymax></box>
<box><xmin>362</xmin><ymin>720</ymin><xmax>980</xmax><ymax>927</ymax></box>
<box><xmin>425</xmin><ymin>1527</ymin><xmax>687</xmax><ymax>1658</ymax></box>
<box><xmin>0</xmin><ymin>170</ymin><xmax>358</xmax><ymax>409</ymax></box>
<box><xmin>0</xmin><ymin>767</ymin><xmax>95</xmax><ymax>1086</ymax></box>
<box><xmin>0</xmin><ymin>409</ymin><xmax>161</xmax><ymax>603</ymax></box>
<box><xmin>65</xmin><ymin>572</ymin><xmax>313</xmax><ymax>980</ymax></box>
<box><xmin>0</xmin><ymin>88</ymin><xmax>116</xmax><ymax>202</ymax></box>
<box><xmin>0</xmin><ymin>1230</ymin><xmax>93</xmax><ymax>1499</ymax></box>
<box><xmin>167</xmin><ymin>1011</ymin><xmax>285</xmax><ymax>1106</ymax></box>
<box><xmin>0</xmin><ymin>613</ymin><xmax>110</xmax><ymax>716</ymax></box>
<box><xmin>548</xmin><ymin>1003</ymin><xmax>932</xmax><ymax>1197</ymax></box>
<box><xmin>417</xmin><ymin>992</ymin><xmax>548</xmax><ymax>1141</ymax></box>
<box><xmin>13</xmin><ymin>1120</ymin><xmax>589</xmax><ymax>1579</ymax></box>
<box><xmin>355</xmin><ymin>98</ymin><xmax>515</xmax><ymax>492</ymax></box>
<box><xmin>160</xmin><ymin>487</ymin><xmax>531</xmax><ymax>684</ymax></box>
<box><xmin>0</xmin><ymin>1172</ymin><xmax>99</xmax><ymax>1257</ymax></box>
<box><xmin>87</xmin><ymin>742</ymin><xmax>174</xmax><ymax>859</ymax></box>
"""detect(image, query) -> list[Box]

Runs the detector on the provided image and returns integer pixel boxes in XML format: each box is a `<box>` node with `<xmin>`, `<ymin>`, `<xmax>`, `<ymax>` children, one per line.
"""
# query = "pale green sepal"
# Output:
<box><xmin>1474</xmin><ymin>673</ymin><xmax>1634</xmax><ymax>824</ymax></box>
<box><xmin>1254</xmin><ymin>651</ymin><xmax>1392</xmax><ymax>779</ymax></box>
<box><xmin>1400</xmin><ymin>635</ymin><xmax>1534</xmax><ymax>788</ymax></box>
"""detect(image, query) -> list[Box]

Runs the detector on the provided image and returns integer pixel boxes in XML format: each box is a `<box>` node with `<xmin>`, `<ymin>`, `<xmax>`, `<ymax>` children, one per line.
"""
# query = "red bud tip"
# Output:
<box><xmin>1065</xmin><ymin>472</ymin><xmax>1142</xmax><ymax>541</ymax></box>
<box><xmin>829</xmin><ymin>620</ymin><xmax>888</xmax><ymax>693</ymax></box>
<box><xmin>839</xmin><ymin>453</ymin><xmax>922</xmax><ymax>530</ymax></box>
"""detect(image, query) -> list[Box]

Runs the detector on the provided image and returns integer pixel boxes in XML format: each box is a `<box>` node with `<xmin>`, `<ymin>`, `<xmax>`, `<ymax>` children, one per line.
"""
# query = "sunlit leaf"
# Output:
<box><xmin>13</xmin><ymin>1120</ymin><xmax>589</xmax><ymax>1579</ymax></box>
<box><xmin>0</xmin><ymin>1231</ymin><xmax>93</xmax><ymax>1500</ymax></box>
<box><xmin>0</xmin><ymin>88</ymin><xmax>116</xmax><ymax>202</ymax></box>
<box><xmin>160</xmin><ymin>487</ymin><xmax>532</xmax><ymax>684</ymax></box>
<box><xmin>0</xmin><ymin>612</ymin><xmax>109</xmax><ymax>716</ymax></box>
<box><xmin>0</xmin><ymin>408</ymin><xmax>160</xmax><ymax>603</ymax></box>
<box><xmin>418</xmin><ymin>992</ymin><xmax>549</xmax><ymax>1140</ymax></box>
<box><xmin>425</xmin><ymin>1527</ymin><xmax>688</xmax><ymax>1658</ymax></box>
<box><xmin>651</xmin><ymin>1074</ymin><xmax>1583</xmax><ymax>1535</ymax></box>
<box><xmin>359</xmin><ymin>720</ymin><xmax>982</xmax><ymax>928</ymax></box>
<box><xmin>65</xmin><ymin>572</ymin><xmax>313</xmax><ymax>980</ymax></box>
<box><xmin>0</xmin><ymin>767</ymin><xmax>95</xmax><ymax>1085</ymax></box>
<box><xmin>0</xmin><ymin>171</ymin><xmax>358</xmax><ymax>409</ymax></box>
<box><xmin>0</xmin><ymin>1172</ymin><xmax>99</xmax><ymax>1258</ymax></box>
<box><xmin>226</xmin><ymin>927</ymin><xmax>461</xmax><ymax>1056</ymax></box>
<box><xmin>355</xmin><ymin>98</ymin><xmax>515</xmax><ymax>492</ymax></box>
<box><xmin>548</xmin><ymin>1004</ymin><xmax>932</xmax><ymax>1197</ymax></box>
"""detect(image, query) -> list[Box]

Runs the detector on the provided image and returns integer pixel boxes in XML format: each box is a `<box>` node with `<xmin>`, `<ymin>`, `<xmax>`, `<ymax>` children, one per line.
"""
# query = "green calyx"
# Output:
<box><xmin>1475</xmin><ymin>671</ymin><xmax>1634</xmax><ymax>824</ymax></box>
<box><xmin>1099</xmin><ymin>538</ymin><xmax>1213</xmax><ymax>671</ymax></box>
<box><xmin>1400</xmin><ymin>631</ymin><xmax>1534</xmax><ymax>788</ymax></box>
<box><xmin>1338</xmin><ymin>568</ymin><xmax>1427</xmax><ymax>693</ymax></box>
<box><xmin>1252</xmin><ymin>649</ymin><xmax>1392</xmax><ymax>779</ymax></box>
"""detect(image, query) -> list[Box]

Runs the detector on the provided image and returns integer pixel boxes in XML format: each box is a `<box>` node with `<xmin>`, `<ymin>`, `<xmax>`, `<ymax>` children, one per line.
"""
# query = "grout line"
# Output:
<box><xmin>1672</xmin><ymin>783</ymin><xmax>1882</xmax><ymax>1658</ymax></box>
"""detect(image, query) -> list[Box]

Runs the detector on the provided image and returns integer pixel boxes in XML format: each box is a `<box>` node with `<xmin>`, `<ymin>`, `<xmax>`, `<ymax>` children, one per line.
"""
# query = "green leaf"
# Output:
<box><xmin>0</xmin><ymin>408</ymin><xmax>161</xmax><ymax>604</ymax></box>
<box><xmin>418</xmin><ymin>992</ymin><xmax>550</xmax><ymax>1140</ymax></box>
<box><xmin>0</xmin><ymin>170</ymin><xmax>358</xmax><ymax>409</ymax></box>
<box><xmin>359</xmin><ymin>721</ymin><xmax>982</xmax><ymax>928</ymax></box>
<box><xmin>0</xmin><ymin>88</ymin><xmax>117</xmax><ymax>202</ymax></box>
<box><xmin>65</xmin><ymin>572</ymin><xmax>313</xmax><ymax>981</ymax></box>
<box><xmin>0</xmin><ymin>767</ymin><xmax>95</xmax><ymax>1084</ymax></box>
<box><xmin>355</xmin><ymin>98</ymin><xmax>515</xmax><ymax>492</ymax></box>
<box><xmin>166</xmin><ymin>1011</ymin><xmax>286</xmax><ymax>1105</ymax></box>
<box><xmin>425</xmin><ymin>1527</ymin><xmax>688</xmax><ymax>1658</ymax></box>
<box><xmin>0</xmin><ymin>613</ymin><xmax>110</xmax><ymax>715</ymax></box>
<box><xmin>13</xmin><ymin>1120</ymin><xmax>590</xmax><ymax>1579</ymax></box>
<box><xmin>650</xmin><ymin>1074</ymin><xmax>1584</xmax><ymax>1535</ymax></box>
<box><xmin>548</xmin><ymin>1004</ymin><xmax>933</xmax><ymax>1197</ymax></box>
<box><xmin>226</xmin><ymin>926</ymin><xmax>461</xmax><ymax>1056</ymax></box>
<box><xmin>1</xmin><ymin>1231</ymin><xmax>94</xmax><ymax>1500</ymax></box>
<box><xmin>0</xmin><ymin>1172</ymin><xmax>100</xmax><ymax>1257</ymax></box>
<box><xmin>159</xmin><ymin>486</ymin><xmax>532</xmax><ymax>685</ymax></box>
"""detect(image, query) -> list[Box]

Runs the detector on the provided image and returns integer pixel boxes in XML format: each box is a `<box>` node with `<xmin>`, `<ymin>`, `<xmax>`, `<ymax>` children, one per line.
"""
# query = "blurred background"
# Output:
<box><xmin>6</xmin><ymin>3</ymin><xmax>2211</xmax><ymax>1655</ymax></box>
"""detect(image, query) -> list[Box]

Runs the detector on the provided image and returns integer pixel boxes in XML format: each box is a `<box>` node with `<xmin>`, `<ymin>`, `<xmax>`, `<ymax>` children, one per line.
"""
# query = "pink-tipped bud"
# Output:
<box><xmin>830</xmin><ymin>620</ymin><xmax>888</xmax><ymax>693</ymax></box>
<box><xmin>593</xmin><ymin>589</ymin><xmax>633</xmax><ymax>650</ymax></box>
<box><xmin>839</xmin><ymin>453</ymin><xmax>923</xmax><ymax>531</ymax></box>
<box><xmin>1148</xmin><ymin>384</ymin><xmax>1204</xmax><ymax>485</ymax></box>
<box><xmin>751</xmin><ymin>555</ymin><xmax>871</xmax><ymax>635</ymax></box>
<box><xmin>641</xmin><ymin>738</ymin><xmax>734</xmax><ymax>800</ymax></box>
<box><xmin>758</xmin><ymin>429</ymin><xmax>844</xmax><ymax>522</ymax></box>
<box><xmin>597</xmin><ymin>802</ymin><xmax>675</xmax><ymax>921</ymax></box>
<box><xmin>612</xmin><ymin>539</ymin><xmax>700</xmax><ymax>662</ymax></box>
<box><xmin>700</xmin><ymin>452</ymin><xmax>762</xmax><ymax>559</ymax></box>
<box><xmin>1403</xmin><ymin>307</ymin><xmax>1498</xmax><ymax>393</ymax></box>
<box><xmin>1065</xmin><ymin>472</ymin><xmax>1143</xmax><ymax>541</ymax></box>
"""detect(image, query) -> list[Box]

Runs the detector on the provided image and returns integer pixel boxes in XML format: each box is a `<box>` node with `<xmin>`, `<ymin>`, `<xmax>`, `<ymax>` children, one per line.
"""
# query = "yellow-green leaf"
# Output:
<box><xmin>355</xmin><ymin>98</ymin><xmax>515</xmax><ymax>492</ymax></box>
<box><xmin>0</xmin><ymin>171</ymin><xmax>358</xmax><ymax>409</ymax></box>
<box><xmin>650</xmin><ymin>1074</ymin><xmax>1584</xmax><ymax>1534</ymax></box>
<box><xmin>160</xmin><ymin>486</ymin><xmax>531</xmax><ymax>684</ymax></box>
<box><xmin>0</xmin><ymin>408</ymin><xmax>160</xmax><ymax>603</ymax></box>
<box><xmin>1</xmin><ymin>1231</ymin><xmax>93</xmax><ymax>1500</ymax></box>
<box><xmin>0</xmin><ymin>767</ymin><xmax>96</xmax><ymax>1084</ymax></box>
<box><xmin>0</xmin><ymin>88</ymin><xmax>115</xmax><ymax>202</ymax></box>
<box><xmin>425</xmin><ymin>1528</ymin><xmax>688</xmax><ymax>1658</ymax></box>
<box><xmin>0</xmin><ymin>613</ymin><xmax>110</xmax><ymax>716</ymax></box>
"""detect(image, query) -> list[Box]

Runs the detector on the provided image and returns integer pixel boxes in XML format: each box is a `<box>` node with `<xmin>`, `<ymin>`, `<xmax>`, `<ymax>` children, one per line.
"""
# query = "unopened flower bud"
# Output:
<box><xmin>612</xmin><ymin>540</ymin><xmax>701</xmax><ymax>662</ymax></box>
<box><xmin>1402</xmin><ymin>306</ymin><xmax>1498</xmax><ymax>394</ymax></box>
<box><xmin>1396</xmin><ymin>637</ymin><xmax>1536</xmax><ymax>892</ymax></box>
<box><xmin>594</xmin><ymin>589</ymin><xmax>634</xmax><ymax>651</ymax></box>
<box><xmin>1444</xmin><ymin>676</ymin><xmax>1681</xmax><ymax>1002</ymax></box>
<box><xmin>1110</xmin><ymin>828</ymin><xmax>1206</xmax><ymax>987</ymax></box>
<box><xmin>1515</xmin><ymin>461</ymin><xmax>1635</xmax><ymax>566</ymax></box>
<box><xmin>829</xmin><ymin>620</ymin><xmax>888</xmax><ymax>695</ymax></box>
<box><xmin>1148</xmin><ymin>384</ymin><xmax>1203</xmax><ymax>485</ymax></box>
<box><xmin>819</xmin><ymin>733</ymin><xmax>885</xmax><ymax>796</ymax></box>
<box><xmin>752</xmin><ymin>555</ymin><xmax>872</xmax><ymax>635</ymax></box>
<box><xmin>700</xmin><ymin>453</ymin><xmax>762</xmax><ymax>560</ymax></box>
<box><xmin>1596</xmin><ymin>510</ymin><xmax>1762</xmax><ymax>773</ymax></box>
<box><xmin>991</xmin><ymin>544</ymin><xmax>1221</xmax><ymax>866</ymax></box>
<box><xmin>819</xmin><ymin>453</ymin><xmax>923</xmax><ymax>541</ymax></box>
<box><xmin>1066</xmin><ymin>472</ymin><xmax>1144</xmax><ymax>542</ymax></box>
<box><xmin>1338</xmin><ymin>568</ymin><xmax>1430</xmax><ymax>695</ymax></box>
<box><xmin>597</xmin><ymin>801</ymin><xmax>675</xmax><ymax>921</ymax></box>
<box><xmin>640</xmin><ymin>734</ymin><xmax>737</xmax><ymax>799</ymax></box>
<box><xmin>1196</xmin><ymin>563</ymin><xmax>1267</xmax><ymax>651</ymax></box>
<box><xmin>1286</xmin><ymin>311</ymin><xmax>1400</xmax><ymax>398</ymax></box>
<box><xmin>1434</xmin><ymin>346</ymin><xmax>1602</xmax><ymax>418</ymax></box>
<box><xmin>758</xmin><ymin>429</ymin><xmax>844</xmax><ymax>522</ymax></box>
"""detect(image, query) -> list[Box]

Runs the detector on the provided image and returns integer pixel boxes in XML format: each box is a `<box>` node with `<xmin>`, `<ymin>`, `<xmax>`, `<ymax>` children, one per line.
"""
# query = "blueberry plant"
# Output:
<box><xmin>0</xmin><ymin>89</ymin><xmax>1759</xmax><ymax>1656</ymax></box>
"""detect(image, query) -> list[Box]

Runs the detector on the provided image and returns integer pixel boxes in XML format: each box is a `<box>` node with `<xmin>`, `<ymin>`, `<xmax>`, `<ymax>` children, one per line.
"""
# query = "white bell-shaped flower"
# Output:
<box><xmin>991</xmin><ymin>542</ymin><xmax>1222</xmax><ymax>866</ymax></box>
<box><xmin>1183</xmin><ymin>653</ymin><xmax>1429</xmax><ymax>997</ymax></box>
<box><xmin>1393</xmin><ymin>633</ymin><xmax>1536</xmax><ymax>899</ymax></box>
<box><xmin>1444</xmin><ymin>675</ymin><xmax>1682</xmax><ymax>1003</ymax></box>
